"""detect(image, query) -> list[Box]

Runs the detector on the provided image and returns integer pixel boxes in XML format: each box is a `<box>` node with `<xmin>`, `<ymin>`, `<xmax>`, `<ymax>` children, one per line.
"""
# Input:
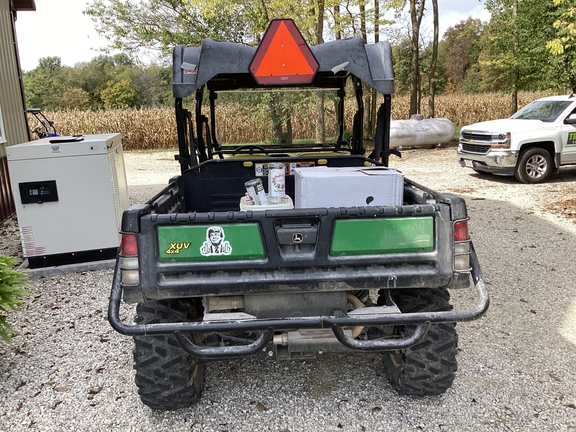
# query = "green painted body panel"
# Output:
<box><xmin>330</xmin><ymin>217</ymin><xmax>434</xmax><ymax>255</ymax></box>
<box><xmin>158</xmin><ymin>224</ymin><xmax>265</xmax><ymax>262</ymax></box>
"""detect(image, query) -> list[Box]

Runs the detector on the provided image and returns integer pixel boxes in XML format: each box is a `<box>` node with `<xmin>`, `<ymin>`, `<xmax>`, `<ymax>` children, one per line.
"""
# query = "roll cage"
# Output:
<box><xmin>172</xmin><ymin>21</ymin><xmax>397</xmax><ymax>173</ymax></box>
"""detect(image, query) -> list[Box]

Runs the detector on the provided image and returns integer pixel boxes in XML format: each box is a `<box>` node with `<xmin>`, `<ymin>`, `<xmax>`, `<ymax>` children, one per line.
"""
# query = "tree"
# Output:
<box><xmin>420</xmin><ymin>39</ymin><xmax>447</xmax><ymax>95</ymax></box>
<box><xmin>392</xmin><ymin>38</ymin><xmax>413</xmax><ymax>94</ymax></box>
<box><xmin>428</xmin><ymin>0</ymin><xmax>438</xmax><ymax>117</ymax></box>
<box><xmin>132</xmin><ymin>65</ymin><xmax>172</xmax><ymax>107</ymax></box>
<box><xmin>72</xmin><ymin>54</ymin><xmax>137</xmax><ymax>108</ymax></box>
<box><xmin>442</xmin><ymin>18</ymin><xmax>485</xmax><ymax>93</ymax></box>
<box><xmin>546</xmin><ymin>0</ymin><xmax>576</xmax><ymax>55</ymax></box>
<box><xmin>85</xmin><ymin>0</ymin><xmax>262</xmax><ymax>57</ymax></box>
<box><xmin>56</xmin><ymin>87</ymin><xmax>91</xmax><ymax>110</ymax></box>
<box><xmin>23</xmin><ymin>57</ymin><xmax>69</xmax><ymax>110</ymax></box>
<box><xmin>408</xmin><ymin>0</ymin><xmax>426</xmax><ymax>116</ymax></box>
<box><xmin>101</xmin><ymin>79</ymin><xmax>140</xmax><ymax>109</ymax></box>
<box><xmin>546</xmin><ymin>0</ymin><xmax>576</xmax><ymax>92</ymax></box>
<box><xmin>475</xmin><ymin>23</ymin><xmax>506</xmax><ymax>92</ymax></box>
<box><xmin>314</xmin><ymin>0</ymin><xmax>326</xmax><ymax>145</ymax></box>
<box><xmin>483</xmin><ymin>0</ymin><xmax>556</xmax><ymax>110</ymax></box>
<box><xmin>22</xmin><ymin>53</ymin><xmax>173</xmax><ymax>110</ymax></box>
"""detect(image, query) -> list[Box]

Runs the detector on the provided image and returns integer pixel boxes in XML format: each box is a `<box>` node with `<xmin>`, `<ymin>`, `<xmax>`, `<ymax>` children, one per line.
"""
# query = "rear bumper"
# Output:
<box><xmin>108</xmin><ymin>243</ymin><xmax>489</xmax><ymax>358</ymax></box>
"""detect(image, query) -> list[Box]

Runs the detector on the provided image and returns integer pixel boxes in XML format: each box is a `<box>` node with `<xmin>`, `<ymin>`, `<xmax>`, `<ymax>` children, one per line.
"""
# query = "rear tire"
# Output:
<box><xmin>514</xmin><ymin>148</ymin><xmax>553</xmax><ymax>183</ymax></box>
<box><xmin>378</xmin><ymin>288</ymin><xmax>458</xmax><ymax>396</ymax></box>
<box><xmin>133</xmin><ymin>299</ymin><xmax>205</xmax><ymax>410</ymax></box>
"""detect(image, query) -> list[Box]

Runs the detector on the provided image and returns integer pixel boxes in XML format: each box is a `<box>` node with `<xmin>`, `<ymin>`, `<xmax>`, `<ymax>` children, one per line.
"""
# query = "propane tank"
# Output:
<box><xmin>389</xmin><ymin>117</ymin><xmax>455</xmax><ymax>148</ymax></box>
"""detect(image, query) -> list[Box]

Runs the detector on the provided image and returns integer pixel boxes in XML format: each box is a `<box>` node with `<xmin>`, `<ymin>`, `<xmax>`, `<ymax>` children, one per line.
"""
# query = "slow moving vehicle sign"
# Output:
<box><xmin>249</xmin><ymin>19</ymin><xmax>319</xmax><ymax>85</ymax></box>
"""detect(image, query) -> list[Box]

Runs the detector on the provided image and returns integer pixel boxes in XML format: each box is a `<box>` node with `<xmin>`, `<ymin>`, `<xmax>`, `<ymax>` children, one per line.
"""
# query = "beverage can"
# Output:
<box><xmin>268</xmin><ymin>162</ymin><xmax>285</xmax><ymax>204</ymax></box>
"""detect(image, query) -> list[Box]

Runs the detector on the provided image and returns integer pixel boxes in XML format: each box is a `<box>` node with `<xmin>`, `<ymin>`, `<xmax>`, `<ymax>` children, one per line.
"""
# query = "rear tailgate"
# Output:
<box><xmin>124</xmin><ymin>201</ymin><xmax>461</xmax><ymax>302</ymax></box>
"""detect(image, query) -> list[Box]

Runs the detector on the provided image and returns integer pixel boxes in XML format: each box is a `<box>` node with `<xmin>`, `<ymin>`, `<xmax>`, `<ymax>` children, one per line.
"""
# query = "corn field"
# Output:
<box><xmin>38</xmin><ymin>92</ymin><xmax>551</xmax><ymax>151</ymax></box>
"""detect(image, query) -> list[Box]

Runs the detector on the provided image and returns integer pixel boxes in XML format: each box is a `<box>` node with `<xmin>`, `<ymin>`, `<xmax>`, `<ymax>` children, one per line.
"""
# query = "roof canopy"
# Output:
<box><xmin>173</xmin><ymin>20</ymin><xmax>394</xmax><ymax>98</ymax></box>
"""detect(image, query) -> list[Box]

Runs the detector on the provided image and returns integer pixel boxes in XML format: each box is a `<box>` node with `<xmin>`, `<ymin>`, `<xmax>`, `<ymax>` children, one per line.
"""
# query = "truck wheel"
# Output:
<box><xmin>133</xmin><ymin>299</ymin><xmax>205</xmax><ymax>410</ymax></box>
<box><xmin>379</xmin><ymin>288</ymin><xmax>458</xmax><ymax>396</ymax></box>
<box><xmin>514</xmin><ymin>148</ymin><xmax>553</xmax><ymax>183</ymax></box>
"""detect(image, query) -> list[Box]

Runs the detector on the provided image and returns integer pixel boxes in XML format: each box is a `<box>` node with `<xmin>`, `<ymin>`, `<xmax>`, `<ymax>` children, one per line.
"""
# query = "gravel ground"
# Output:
<box><xmin>1</xmin><ymin>147</ymin><xmax>576</xmax><ymax>431</ymax></box>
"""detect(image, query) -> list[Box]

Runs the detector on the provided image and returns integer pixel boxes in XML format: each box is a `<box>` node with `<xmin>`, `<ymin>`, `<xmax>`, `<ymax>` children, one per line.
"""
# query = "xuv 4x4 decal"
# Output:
<box><xmin>165</xmin><ymin>242</ymin><xmax>191</xmax><ymax>255</ymax></box>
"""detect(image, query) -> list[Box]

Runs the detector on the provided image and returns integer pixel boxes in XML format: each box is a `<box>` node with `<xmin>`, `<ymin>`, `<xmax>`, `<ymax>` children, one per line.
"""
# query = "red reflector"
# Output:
<box><xmin>121</xmin><ymin>234</ymin><xmax>138</xmax><ymax>256</ymax></box>
<box><xmin>454</xmin><ymin>220</ymin><xmax>470</xmax><ymax>242</ymax></box>
<box><xmin>250</xmin><ymin>19</ymin><xmax>319</xmax><ymax>85</ymax></box>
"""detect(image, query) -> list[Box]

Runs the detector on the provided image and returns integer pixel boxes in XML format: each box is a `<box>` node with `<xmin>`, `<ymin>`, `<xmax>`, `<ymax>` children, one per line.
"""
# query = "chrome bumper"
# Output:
<box><xmin>457</xmin><ymin>144</ymin><xmax>518</xmax><ymax>175</ymax></box>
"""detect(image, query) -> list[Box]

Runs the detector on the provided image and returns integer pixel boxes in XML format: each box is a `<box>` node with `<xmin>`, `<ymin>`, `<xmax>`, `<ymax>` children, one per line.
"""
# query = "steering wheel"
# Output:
<box><xmin>231</xmin><ymin>144</ymin><xmax>269</xmax><ymax>156</ymax></box>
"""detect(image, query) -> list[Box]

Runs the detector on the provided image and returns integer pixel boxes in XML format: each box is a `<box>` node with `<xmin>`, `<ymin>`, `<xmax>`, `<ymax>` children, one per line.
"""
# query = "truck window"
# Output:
<box><xmin>511</xmin><ymin>100</ymin><xmax>573</xmax><ymax>122</ymax></box>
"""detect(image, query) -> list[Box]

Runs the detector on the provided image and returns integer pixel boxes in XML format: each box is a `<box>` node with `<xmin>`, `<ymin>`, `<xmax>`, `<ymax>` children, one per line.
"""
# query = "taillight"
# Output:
<box><xmin>121</xmin><ymin>234</ymin><xmax>138</xmax><ymax>256</ymax></box>
<box><xmin>120</xmin><ymin>233</ymin><xmax>139</xmax><ymax>285</ymax></box>
<box><xmin>453</xmin><ymin>220</ymin><xmax>471</xmax><ymax>272</ymax></box>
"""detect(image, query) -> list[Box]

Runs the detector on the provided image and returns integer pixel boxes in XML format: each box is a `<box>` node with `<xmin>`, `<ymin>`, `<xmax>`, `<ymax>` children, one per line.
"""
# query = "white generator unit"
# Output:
<box><xmin>7</xmin><ymin>133</ymin><xmax>129</xmax><ymax>268</ymax></box>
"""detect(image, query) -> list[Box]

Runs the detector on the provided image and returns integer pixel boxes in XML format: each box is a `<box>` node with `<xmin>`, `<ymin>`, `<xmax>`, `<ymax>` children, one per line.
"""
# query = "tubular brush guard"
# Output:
<box><xmin>108</xmin><ymin>243</ymin><xmax>489</xmax><ymax>359</ymax></box>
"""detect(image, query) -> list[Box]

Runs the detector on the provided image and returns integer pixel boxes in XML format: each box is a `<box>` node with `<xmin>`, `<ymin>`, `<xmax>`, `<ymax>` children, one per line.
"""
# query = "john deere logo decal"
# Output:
<box><xmin>165</xmin><ymin>242</ymin><xmax>191</xmax><ymax>255</ymax></box>
<box><xmin>568</xmin><ymin>132</ymin><xmax>576</xmax><ymax>146</ymax></box>
<box><xmin>200</xmin><ymin>226</ymin><xmax>232</xmax><ymax>256</ymax></box>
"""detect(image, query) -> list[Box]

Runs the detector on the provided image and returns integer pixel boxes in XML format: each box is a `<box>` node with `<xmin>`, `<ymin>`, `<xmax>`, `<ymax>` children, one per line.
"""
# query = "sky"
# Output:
<box><xmin>15</xmin><ymin>0</ymin><xmax>109</xmax><ymax>71</ymax></box>
<box><xmin>14</xmin><ymin>0</ymin><xmax>491</xmax><ymax>72</ymax></box>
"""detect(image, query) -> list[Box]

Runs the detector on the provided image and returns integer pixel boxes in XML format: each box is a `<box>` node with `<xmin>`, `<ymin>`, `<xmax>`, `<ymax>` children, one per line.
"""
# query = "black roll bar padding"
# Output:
<box><xmin>200</xmin><ymin>116</ymin><xmax>212</xmax><ymax>159</ymax></box>
<box><xmin>107</xmin><ymin>243</ymin><xmax>489</xmax><ymax>357</ymax></box>
<box><xmin>372</xmin><ymin>103</ymin><xmax>385</xmax><ymax>163</ymax></box>
<box><xmin>195</xmin><ymin>86</ymin><xmax>207</xmax><ymax>162</ymax></box>
<box><xmin>187</xmin><ymin>110</ymin><xmax>198</xmax><ymax>168</ymax></box>
<box><xmin>370</xmin><ymin>96</ymin><xmax>394</xmax><ymax>165</ymax></box>
<box><xmin>382</xmin><ymin>94</ymin><xmax>392</xmax><ymax>166</ymax></box>
<box><xmin>351</xmin><ymin>76</ymin><xmax>364</xmax><ymax>155</ymax></box>
<box><xmin>175</xmin><ymin>98</ymin><xmax>192</xmax><ymax>173</ymax></box>
<box><xmin>208</xmin><ymin>87</ymin><xmax>224</xmax><ymax>159</ymax></box>
<box><xmin>336</xmin><ymin>84</ymin><xmax>346</xmax><ymax>146</ymax></box>
<box><xmin>174</xmin><ymin>328</ymin><xmax>275</xmax><ymax>360</ymax></box>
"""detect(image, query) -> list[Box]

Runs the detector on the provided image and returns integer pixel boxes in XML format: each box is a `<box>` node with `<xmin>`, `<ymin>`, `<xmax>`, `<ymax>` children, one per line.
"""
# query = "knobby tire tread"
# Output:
<box><xmin>133</xmin><ymin>300</ymin><xmax>205</xmax><ymax>410</ymax></box>
<box><xmin>379</xmin><ymin>288</ymin><xmax>458</xmax><ymax>396</ymax></box>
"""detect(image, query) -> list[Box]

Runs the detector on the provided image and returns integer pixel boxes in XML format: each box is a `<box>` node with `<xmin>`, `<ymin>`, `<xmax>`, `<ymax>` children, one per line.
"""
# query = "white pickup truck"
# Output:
<box><xmin>457</xmin><ymin>94</ymin><xmax>576</xmax><ymax>183</ymax></box>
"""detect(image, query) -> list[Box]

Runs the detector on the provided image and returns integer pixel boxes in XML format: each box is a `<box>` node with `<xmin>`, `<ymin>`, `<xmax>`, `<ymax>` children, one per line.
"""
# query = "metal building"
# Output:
<box><xmin>0</xmin><ymin>0</ymin><xmax>35</xmax><ymax>222</ymax></box>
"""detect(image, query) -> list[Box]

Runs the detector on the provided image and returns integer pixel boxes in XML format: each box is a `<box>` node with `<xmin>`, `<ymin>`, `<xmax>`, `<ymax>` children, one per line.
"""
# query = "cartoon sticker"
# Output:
<box><xmin>200</xmin><ymin>226</ymin><xmax>232</xmax><ymax>256</ymax></box>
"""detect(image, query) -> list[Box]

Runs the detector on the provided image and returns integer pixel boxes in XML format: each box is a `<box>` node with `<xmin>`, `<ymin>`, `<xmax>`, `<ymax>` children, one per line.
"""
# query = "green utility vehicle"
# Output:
<box><xmin>108</xmin><ymin>19</ymin><xmax>489</xmax><ymax>410</ymax></box>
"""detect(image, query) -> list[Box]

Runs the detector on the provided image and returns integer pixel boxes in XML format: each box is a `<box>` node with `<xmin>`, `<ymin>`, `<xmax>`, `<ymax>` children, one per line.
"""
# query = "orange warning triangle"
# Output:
<box><xmin>250</xmin><ymin>19</ymin><xmax>319</xmax><ymax>85</ymax></box>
